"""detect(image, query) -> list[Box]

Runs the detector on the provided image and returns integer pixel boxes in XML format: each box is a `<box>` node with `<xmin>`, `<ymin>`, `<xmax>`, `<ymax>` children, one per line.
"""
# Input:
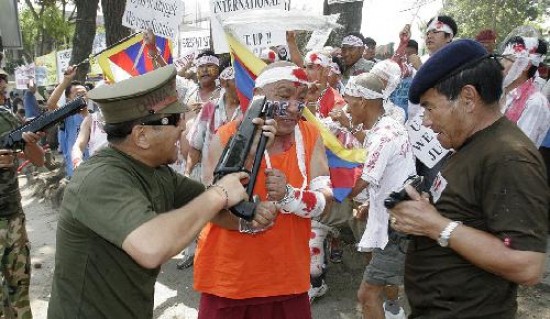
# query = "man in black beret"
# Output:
<box><xmin>389</xmin><ymin>39</ymin><xmax>548</xmax><ymax>318</ymax></box>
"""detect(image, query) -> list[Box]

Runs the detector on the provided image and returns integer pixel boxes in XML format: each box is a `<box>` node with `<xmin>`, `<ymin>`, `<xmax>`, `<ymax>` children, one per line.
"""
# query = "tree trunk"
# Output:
<box><xmin>70</xmin><ymin>0</ymin><xmax>99</xmax><ymax>82</ymax></box>
<box><xmin>101</xmin><ymin>0</ymin><xmax>132</xmax><ymax>47</ymax></box>
<box><xmin>324</xmin><ymin>0</ymin><xmax>364</xmax><ymax>47</ymax></box>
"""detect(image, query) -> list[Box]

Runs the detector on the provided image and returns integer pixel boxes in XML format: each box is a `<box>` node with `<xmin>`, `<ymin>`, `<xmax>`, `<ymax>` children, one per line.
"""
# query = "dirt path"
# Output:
<box><xmin>20</xmin><ymin>177</ymin><xmax>550</xmax><ymax>319</ymax></box>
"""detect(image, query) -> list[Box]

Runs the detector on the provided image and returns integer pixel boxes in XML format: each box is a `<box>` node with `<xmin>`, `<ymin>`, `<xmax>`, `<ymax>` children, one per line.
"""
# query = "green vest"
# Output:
<box><xmin>0</xmin><ymin>110</ymin><xmax>23</xmax><ymax>216</ymax></box>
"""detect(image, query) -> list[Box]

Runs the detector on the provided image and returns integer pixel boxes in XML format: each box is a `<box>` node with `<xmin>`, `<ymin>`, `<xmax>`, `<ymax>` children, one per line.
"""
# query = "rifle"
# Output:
<box><xmin>0</xmin><ymin>97</ymin><xmax>87</xmax><ymax>150</ymax></box>
<box><xmin>213</xmin><ymin>96</ymin><xmax>275</xmax><ymax>221</ymax></box>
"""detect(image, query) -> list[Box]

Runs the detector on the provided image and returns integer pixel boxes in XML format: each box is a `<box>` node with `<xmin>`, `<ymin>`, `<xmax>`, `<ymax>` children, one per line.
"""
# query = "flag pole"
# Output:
<box><xmin>74</xmin><ymin>32</ymin><xmax>141</xmax><ymax>68</ymax></box>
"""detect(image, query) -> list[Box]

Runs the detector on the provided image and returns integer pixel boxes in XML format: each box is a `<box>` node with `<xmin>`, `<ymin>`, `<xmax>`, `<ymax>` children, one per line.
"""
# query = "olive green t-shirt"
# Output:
<box><xmin>48</xmin><ymin>147</ymin><xmax>205</xmax><ymax>319</ymax></box>
<box><xmin>405</xmin><ymin>117</ymin><xmax>549</xmax><ymax>318</ymax></box>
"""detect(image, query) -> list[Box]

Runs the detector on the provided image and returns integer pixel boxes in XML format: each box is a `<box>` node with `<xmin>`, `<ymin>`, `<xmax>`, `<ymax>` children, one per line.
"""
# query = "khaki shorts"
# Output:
<box><xmin>363</xmin><ymin>230</ymin><xmax>408</xmax><ymax>286</ymax></box>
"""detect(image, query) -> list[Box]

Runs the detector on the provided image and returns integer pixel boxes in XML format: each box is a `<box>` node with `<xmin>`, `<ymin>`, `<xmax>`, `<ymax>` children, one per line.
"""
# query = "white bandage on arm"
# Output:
<box><xmin>277</xmin><ymin>176</ymin><xmax>331</xmax><ymax>219</ymax></box>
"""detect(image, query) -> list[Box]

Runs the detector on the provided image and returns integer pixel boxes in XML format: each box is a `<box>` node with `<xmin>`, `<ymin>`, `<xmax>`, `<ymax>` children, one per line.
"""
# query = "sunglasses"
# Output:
<box><xmin>268</xmin><ymin>100</ymin><xmax>306</xmax><ymax>117</ymax></box>
<box><xmin>141</xmin><ymin>113</ymin><xmax>181</xmax><ymax>127</ymax></box>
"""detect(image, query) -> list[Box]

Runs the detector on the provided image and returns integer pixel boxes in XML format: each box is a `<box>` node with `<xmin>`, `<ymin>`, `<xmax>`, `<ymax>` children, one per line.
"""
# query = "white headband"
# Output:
<box><xmin>219</xmin><ymin>66</ymin><xmax>235</xmax><ymax>80</ymax></box>
<box><xmin>343</xmin><ymin>76</ymin><xmax>384</xmax><ymax>100</ymax></box>
<box><xmin>342</xmin><ymin>35</ymin><xmax>364</xmax><ymax>47</ymax></box>
<box><xmin>304</xmin><ymin>52</ymin><xmax>330</xmax><ymax>67</ymax></box>
<box><xmin>427</xmin><ymin>19</ymin><xmax>454</xmax><ymax>38</ymax></box>
<box><xmin>502</xmin><ymin>37</ymin><xmax>543</xmax><ymax>87</ymax></box>
<box><xmin>255</xmin><ymin>66</ymin><xmax>310</xmax><ymax>89</ymax></box>
<box><xmin>195</xmin><ymin>55</ymin><xmax>220</xmax><ymax>67</ymax></box>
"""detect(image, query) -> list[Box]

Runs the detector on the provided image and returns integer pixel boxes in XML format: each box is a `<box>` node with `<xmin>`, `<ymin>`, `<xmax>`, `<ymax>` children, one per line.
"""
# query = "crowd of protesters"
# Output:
<box><xmin>0</xmin><ymin>13</ymin><xmax>549</xmax><ymax>319</ymax></box>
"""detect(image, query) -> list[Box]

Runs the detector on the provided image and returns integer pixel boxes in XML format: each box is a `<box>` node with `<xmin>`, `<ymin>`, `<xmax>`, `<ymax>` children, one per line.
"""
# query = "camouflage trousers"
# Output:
<box><xmin>0</xmin><ymin>213</ymin><xmax>32</xmax><ymax>319</ymax></box>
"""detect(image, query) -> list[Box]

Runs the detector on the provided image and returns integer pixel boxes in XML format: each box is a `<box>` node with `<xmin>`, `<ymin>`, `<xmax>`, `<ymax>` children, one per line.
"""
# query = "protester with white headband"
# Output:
<box><xmin>500</xmin><ymin>36</ymin><xmax>550</xmax><ymax>148</ymax></box>
<box><xmin>328</xmin><ymin>56</ymin><xmax>345</xmax><ymax>94</ymax></box>
<box><xmin>185</xmin><ymin>66</ymin><xmax>241</xmax><ymax>182</ymax></box>
<box><xmin>370</xmin><ymin>60</ymin><xmax>406</xmax><ymax>124</ymax></box>
<box><xmin>303</xmin><ymin>51</ymin><xmax>346</xmax><ymax>120</ymax></box>
<box><xmin>344</xmin><ymin>73</ymin><xmax>415</xmax><ymax>319</ymax></box>
<box><xmin>424</xmin><ymin>15</ymin><xmax>458</xmax><ymax>59</ymax></box>
<box><xmin>194</xmin><ymin>62</ymin><xmax>333</xmax><ymax>318</ymax></box>
<box><xmin>341</xmin><ymin>32</ymin><xmax>375</xmax><ymax>86</ymax></box>
<box><xmin>184</xmin><ymin>50</ymin><xmax>222</xmax><ymax>121</ymax></box>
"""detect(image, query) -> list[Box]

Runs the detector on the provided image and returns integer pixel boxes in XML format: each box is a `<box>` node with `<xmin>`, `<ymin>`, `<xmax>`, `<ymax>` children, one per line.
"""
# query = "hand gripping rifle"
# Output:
<box><xmin>0</xmin><ymin>97</ymin><xmax>88</xmax><ymax>150</ymax></box>
<box><xmin>213</xmin><ymin>96</ymin><xmax>274</xmax><ymax>221</ymax></box>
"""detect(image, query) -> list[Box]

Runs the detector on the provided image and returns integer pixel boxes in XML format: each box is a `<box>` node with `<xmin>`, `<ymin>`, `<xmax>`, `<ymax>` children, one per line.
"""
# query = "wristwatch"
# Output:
<box><xmin>437</xmin><ymin>221</ymin><xmax>462</xmax><ymax>247</ymax></box>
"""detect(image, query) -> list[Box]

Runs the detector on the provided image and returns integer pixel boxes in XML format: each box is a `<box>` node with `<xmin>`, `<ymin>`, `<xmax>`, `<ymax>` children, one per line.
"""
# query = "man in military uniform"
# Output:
<box><xmin>0</xmin><ymin>68</ymin><xmax>46</xmax><ymax>319</ymax></box>
<box><xmin>47</xmin><ymin>65</ymin><xmax>277</xmax><ymax>319</ymax></box>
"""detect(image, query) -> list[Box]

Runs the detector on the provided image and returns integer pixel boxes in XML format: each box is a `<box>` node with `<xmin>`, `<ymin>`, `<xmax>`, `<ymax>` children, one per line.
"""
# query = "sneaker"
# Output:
<box><xmin>308</xmin><ymin>280</ymin><xmax>328</xmax><ymax>303</ymax></box>
<box><xmin>176</xmin><ymin>253</ymin><xmax>194</xmax><ymax>269</ymax></box>
<box><xmin>383</xmin><ymin>300</ymin><xmax>406</xmax><ymax>319</ymax></box>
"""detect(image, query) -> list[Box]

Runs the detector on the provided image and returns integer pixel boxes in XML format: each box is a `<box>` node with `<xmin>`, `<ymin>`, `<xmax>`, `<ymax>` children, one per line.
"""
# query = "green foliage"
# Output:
<box><xmin>442</xmin><ymin>0</ymin><xmax>550</xmax><ymax>45</ymax></box>
<box><xmin>19</xmin><ymin>2</ymin><xmax>74</xmax><ymax>59</ymax></box>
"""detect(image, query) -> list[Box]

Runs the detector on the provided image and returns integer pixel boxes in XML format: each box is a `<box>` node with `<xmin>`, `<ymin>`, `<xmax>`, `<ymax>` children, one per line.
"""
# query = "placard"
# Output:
<box><xmin>210</xmin><ymin>0</ymin><xmax>287</xmax><ymax>54</ymax></box>
<box><xmin>406</xmin><ymin>115</ymin><xmax>450</xmax><ymax>168</ymax></box>
<box><xmin>14</xmin><ymin>64</ymin><xmax>35</xmax><ymax>90</ymax></box>
<box><xmin>56</xmin><ymin>49</ymin><xmax>72</xmax><ymax>83</ymax></box>
<box><xmin>122</xmin><ymin>0</ymin><xmax>185</xmax><ymax>40</ymax></box>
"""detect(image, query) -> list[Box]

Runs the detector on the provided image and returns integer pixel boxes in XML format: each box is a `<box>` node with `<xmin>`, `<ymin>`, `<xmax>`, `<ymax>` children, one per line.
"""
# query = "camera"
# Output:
<box><xmin>384</xmin><ymin>175</ymin><xmax>425</xmax><ymax>209</ymax></box>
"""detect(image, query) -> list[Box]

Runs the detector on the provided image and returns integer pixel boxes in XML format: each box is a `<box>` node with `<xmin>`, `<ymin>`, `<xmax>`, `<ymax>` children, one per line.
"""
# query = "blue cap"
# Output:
<box><xmin>409</xmin><ymin>39</ymin><xmax>488</xmax><ymax>104</ymax></box>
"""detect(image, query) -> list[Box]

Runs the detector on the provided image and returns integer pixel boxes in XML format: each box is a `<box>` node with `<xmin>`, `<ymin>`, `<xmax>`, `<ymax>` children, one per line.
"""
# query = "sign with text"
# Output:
<box><xmin>56</xmin><ymin>49</ymin><xmax>72</xmax><ymax>84</ymax></box>
<box><xmin>122</xmin><ymin>0</ymin><xmax>185</xmax><ymax>40</ymax></box>
<box><xmin>406</xmin><ymin>115</ymin><xmax>450</xmax><ymax>168</ymax></box>
<box><xmin>178</xmin><ymin>30</ymin><xmax>210</xmax><ymax>53</ymax></box>
<box><xmin>210</xmin><ymin>0</ymin><xmax>287</xmax><ymax>54</ymax></box>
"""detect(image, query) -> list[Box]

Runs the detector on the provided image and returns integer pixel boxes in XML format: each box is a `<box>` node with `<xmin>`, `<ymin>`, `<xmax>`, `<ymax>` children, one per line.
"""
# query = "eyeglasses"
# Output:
<box><xmin>140</xmin><ymin>113</ymin><xmax>181</xmax><ymax>127</ymax></box>
<box><xmin>268</xmin><ymin>100</ymin><xmax>306</xmax><ymax>117</ymax></box>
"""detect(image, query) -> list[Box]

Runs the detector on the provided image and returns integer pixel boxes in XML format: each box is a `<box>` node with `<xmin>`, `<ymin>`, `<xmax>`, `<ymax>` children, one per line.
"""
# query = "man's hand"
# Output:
<box><xmin>0</xmin><ymin>149</ymin><xmax>15</xmax><ymax>169</ymax></box>
<box><xmin>214</xmin><ymin>171</ymin><xmax>250</xmax><ymax>207</ymax></box>
<box><xmin>389</xmin><ymin>185</ymin><xmax>448</xmax><ymax>239</ymax></box>
<box><xmin>63</xmin><ymin>65</ymin><xmax>78</xmax><ymax>83</ymax></box>
<box><xmin>265</xmin><ymin>168</ymin><xmax>287</xmax><ymax>201</ymax></box>
<box><xmin>329</xmin><ymin>107</ymin><xmax>351</xmax><ymax>130</ymax></box>
<box><xmin>251</xmin><ymin>201</ymin><xmax>277</xmax><ymax>229</ymax></box>
<box><xmin>399</xmin><ymin>24</ymin><xmax>411</xmax><ymax>43</ymax></box>
<box><xmin>22</xmin><ymin>131</ymin><xmax>45</xmax><ymax>145</ymax></box>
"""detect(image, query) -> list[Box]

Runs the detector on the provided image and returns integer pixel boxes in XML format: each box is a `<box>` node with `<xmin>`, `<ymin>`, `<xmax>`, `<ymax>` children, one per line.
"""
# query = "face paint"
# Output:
<box><xmin>268</xmin><ymin>100</ymin><xmax>306</xmax><ymax>117</ymax></box>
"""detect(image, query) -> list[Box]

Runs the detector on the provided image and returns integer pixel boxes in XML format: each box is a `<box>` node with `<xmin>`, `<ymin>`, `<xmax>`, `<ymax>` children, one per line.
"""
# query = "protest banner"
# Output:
<box><xmin>177</xmin><ymin>29</ymin><xmax>210</xmax><ymax>54</ymax></box>
<box><xmin>122</xmin><ymin>0</ymin><xmax>185</xmax><ymax>40</ymax></box>
<box><xmin>14</xmin><ymin>64</ymin><xmax>35</xmax><ymax>90</ymax></box>
<box><xmin>210</xmin><ymin>0</ymin><xmax>287</xmax><ymax>54</ymax></box>
<box><xmin>406</xmin><ymin>115</ymin><xmax>450</xmax><ymax>168</ymax></box>
<box><xmin>56</xmin><ymin>49</ymin><xmax>72</xmax><ymax>83</ymax></box>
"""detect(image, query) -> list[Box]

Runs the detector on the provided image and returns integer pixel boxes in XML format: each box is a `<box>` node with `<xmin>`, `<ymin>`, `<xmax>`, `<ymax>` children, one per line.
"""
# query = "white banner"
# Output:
<box><xmin>56</xmin><ymin>49</ymin><xmax>72</xmax><ymax>84</ymax></box>
<box><xmin>14</xmin><ymin>64</ymin><xmax>35</xmax><ymax>90</ymax></box>
<box><xmin>306</xmin><ymin>14</ymin><xmax>339</xmax><ymax>51</ymax></box>
<box><xmin>406</xmin><ymin>115</ymin><xmax>450</xmax><ymax>168</ymax></box>
<box><xmin>122</xmin><ymin>0</ymin><xmax>185</xmax><ymax>40</ymax></box>
<box><xmin>210</xmin><ymin>0</ymin><xmax>287</xmax><ymax>54</ymax></box>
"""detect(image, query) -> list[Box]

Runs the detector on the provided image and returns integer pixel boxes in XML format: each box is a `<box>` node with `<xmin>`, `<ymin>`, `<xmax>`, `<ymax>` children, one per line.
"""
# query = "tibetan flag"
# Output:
<box><xmin>225</xmin><ymin>33</ymin><xmax>267</xmax><ymax>111</ymax></box>
<box><xmin>302</xmin><ymin>108</ymin><xmax>367</xmax><ymax>202</ymax></box>
<box><xmin>96</xmin><ymin>33</ymin><xmax>173</xmax><ymax>83</ymax></box>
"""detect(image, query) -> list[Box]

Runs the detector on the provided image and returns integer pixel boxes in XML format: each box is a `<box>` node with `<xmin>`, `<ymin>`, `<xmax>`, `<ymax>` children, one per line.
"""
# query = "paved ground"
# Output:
<box><xmin>20</xmin><ymin>177</ymin><xmax>550</xmax><ymax>319</ymax></box>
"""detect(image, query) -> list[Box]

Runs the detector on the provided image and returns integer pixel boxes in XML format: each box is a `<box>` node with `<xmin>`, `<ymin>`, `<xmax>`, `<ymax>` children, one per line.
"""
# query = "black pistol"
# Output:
<box><xmin>0</xmin><ymin>97</ymin><xmax>87</xmax><ymax>150</ymax></box>
<box><xmin>384</xmin><ymin>175</ymin><xmax>425</xmax><ymax>209</ymax></box>
<box><xmin>213</xmin><ymin>96</ymin><xmax>274</xmax><ymax>221</ymax></box>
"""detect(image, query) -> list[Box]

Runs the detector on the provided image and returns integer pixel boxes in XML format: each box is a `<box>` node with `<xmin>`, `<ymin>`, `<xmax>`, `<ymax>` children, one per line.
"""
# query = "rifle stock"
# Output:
<box><xmin>213</xmin><ymin>96</ymin><xmax>274</xmax><ymax>221</ymax></box>
<box><xmin>0</xmin><ymin>97</ymin><xmax>88</xmax><ymax>150</ymax></box>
